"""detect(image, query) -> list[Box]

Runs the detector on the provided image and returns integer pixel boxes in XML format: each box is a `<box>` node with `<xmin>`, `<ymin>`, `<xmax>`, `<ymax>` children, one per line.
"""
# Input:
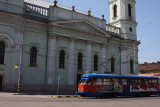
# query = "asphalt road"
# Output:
<box><xmin>0</xmin><ymin>92</ymin><xmax>160</xmax><ymax>107</ymax></box>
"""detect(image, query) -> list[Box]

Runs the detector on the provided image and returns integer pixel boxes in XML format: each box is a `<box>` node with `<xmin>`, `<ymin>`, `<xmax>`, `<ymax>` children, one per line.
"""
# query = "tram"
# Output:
<box><xmin>77</xmin><ymin>74</ymin><xmax>160</xmax><ymax>97</ymax></box>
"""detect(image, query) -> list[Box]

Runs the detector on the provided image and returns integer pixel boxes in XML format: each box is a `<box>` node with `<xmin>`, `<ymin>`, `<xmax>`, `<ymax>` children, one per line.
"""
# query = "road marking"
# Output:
<box><xmin>51</xmin><ymin>95</ymin><xmax>81</xmax><ymax>98</ymax></box>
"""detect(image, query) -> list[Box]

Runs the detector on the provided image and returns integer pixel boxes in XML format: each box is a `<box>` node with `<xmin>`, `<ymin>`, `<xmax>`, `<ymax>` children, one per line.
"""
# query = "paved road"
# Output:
<box><xmin>0</xmin><ymin>92</ymin><xmax>160</xmax><ymax>107</ymax></box>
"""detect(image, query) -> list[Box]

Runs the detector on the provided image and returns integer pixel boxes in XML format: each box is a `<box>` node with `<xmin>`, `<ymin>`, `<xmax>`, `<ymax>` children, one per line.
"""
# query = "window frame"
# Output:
<box><xmin>29</xmin><ymin>47</ymin><xmax>38</xmax><ymax>67</ymax></box>
<box><xmin>113</xmin><ymin>5</ymin><xmax>117</xmax><ymax>18</ymax></box>
<box><xmin>113</xmin><ymin>78</ymin><xmax>122</xmax><ymax>85</ymax></box>
<box><xmin>94</xmin><ymin>55</ymin><xmax>98</xmax><ymax>71</ymax></box>
<box><xmin>130</xmin><ymin>59</ymin><xmax>134</xmax><ymax>74</ymax></box>
<box><xmin>111</xmin><ymin>57</ymin><xmax>115</xmax><ymax>73</ymax></box>
<box><xmin>128</xmin><ymin>4</ymin><xmax>132</xmax><ymax>17</ymax></box>
<box><xmin>78</xmin><ymin>52</ymin><xmax>83</xmax><ymax>70</ymax></box>
<box><xmin>93</xmin><ymin>77</ymin><xmax>103</xmax><ymax>85</ymax></box>
<box><xmin>0</xmin><ymin>41</ymin><xmax>5</xmax><ymax>64</ymax></box>
<box><xmin>122</xmin><ymin>79</ymin><xmax>128</xmax><ymax>85</ymax></box>
<box><xmin>59</xmin><ymin>50</ymin><xmax>65</xmax><ymax>69</ymax></box>
<box><xmin>103</xmin><ymin>78</ymin><xmax>112</xmax><ymax>85</ymax></box>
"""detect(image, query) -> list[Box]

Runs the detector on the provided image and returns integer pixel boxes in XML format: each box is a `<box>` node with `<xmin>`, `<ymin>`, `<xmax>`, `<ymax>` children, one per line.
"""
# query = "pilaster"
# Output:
<box><xmin>68</xmin><ymin>38</ymin><xmax>76</xmax><ymax>85</ymax></box>
<box><xmin>101</xmin><ymin>44</ymin><xmax>107</xmax><ymax>73</ymax></box>
<box><xmin>86</xmin><ymin>41</ymin><xmax>92</xmax><ymax>73</ymax></box>
<box><xmin>47</xmin><ymin>35</ymin><xmax>57</xmax><ymax>84</ymax></box>
<box><xmin>12</xmin><ymin>27</ymin><xmax>23</xmax><ymax>85</ymax></box>
<box><xmin>120</xmin><ymin>46</ymin><xmax>128</xmax><ymax>75</ymax></box>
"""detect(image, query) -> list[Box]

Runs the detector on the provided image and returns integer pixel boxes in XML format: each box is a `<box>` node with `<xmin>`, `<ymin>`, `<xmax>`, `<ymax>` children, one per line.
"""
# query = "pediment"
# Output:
<box><xmin>52</xmin><ymin>20</ymin><xmax>110</xmax><ymax>36</ymax></box>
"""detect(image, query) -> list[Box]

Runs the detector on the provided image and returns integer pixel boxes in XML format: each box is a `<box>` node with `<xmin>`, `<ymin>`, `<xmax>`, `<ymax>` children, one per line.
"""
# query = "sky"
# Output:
<box><xmin>47</xmin><ymin>0</ymin><xmax>160</xmax><ymax>64</ymax></box>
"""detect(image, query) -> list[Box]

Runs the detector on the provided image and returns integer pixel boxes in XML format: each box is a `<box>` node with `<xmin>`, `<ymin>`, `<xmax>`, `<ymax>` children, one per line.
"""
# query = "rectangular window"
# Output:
<box><xmin>148</xmin><ymin>79</ymin><xmax>152</xmax><ymax>85</ymax></box>
<box><xmin>152</xmin><ymin>79</ymin><xmax>158</xmax><ymax>85</ymax></box>
<box><xmin>141</xmin><ymin>79</ymin><xmax>148</xmax><ymax>85</ymax></box>
<box><xmin>122</xmin><ymin>79</ymin><xmax>128</xmax><ymax>85</ymax></box>
<box><xmin>130</xmin><ymin>79</ymin><xmax>135</xmax><ymax>85</ymax></box>
<box><xmin>137</xmin><ymin>79</ymin><xmax>141</xmax><ymax>85</ymax></box>
<box><xmin>104</xmin><ymin>78</ymin><xmax>112</xmax><ymax>85</ymax></box>
<box><xmin>93</xmin><ymin>78</ymin><xmax>103</xmax><ymax>85</ymax></box>
<box><xmin>114</xmin><ymin>78</ymin><xmax>121</xmax><ymax>85</ymax></box>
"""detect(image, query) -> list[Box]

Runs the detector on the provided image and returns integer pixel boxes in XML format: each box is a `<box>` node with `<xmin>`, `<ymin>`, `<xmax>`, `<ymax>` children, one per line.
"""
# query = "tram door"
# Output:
<box><xmin>77</xmin><ymin>74</ymin><xmax>82</xmax><ymax>90</ymax></box>
<box><xmin>0</xmin><ymin>76</ymin><xmax>3</xmax><ymax>91</ymax></box>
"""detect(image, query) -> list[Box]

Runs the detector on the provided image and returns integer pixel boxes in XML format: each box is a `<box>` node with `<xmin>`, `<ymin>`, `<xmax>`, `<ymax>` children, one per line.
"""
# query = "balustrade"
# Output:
<box><xmin>24</xmin><ymin>2</ymin><xmax>48</xmax><ymax>17</ymax></box>
<box><xmin>106</xmin><ymin>25</ymin><xmax>121</xmax><ymax>34</ymax></box>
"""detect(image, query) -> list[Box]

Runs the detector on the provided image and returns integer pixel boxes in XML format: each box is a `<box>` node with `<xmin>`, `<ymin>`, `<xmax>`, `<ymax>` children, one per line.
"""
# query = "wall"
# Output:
<box><xmin>0</xmin><ymin>0</ymin><xmax>24</xmax><ymax>14</ymax></box>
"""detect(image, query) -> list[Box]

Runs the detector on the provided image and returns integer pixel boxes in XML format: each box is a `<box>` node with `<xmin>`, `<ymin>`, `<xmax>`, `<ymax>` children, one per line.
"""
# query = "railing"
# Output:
<box><xmin>106</xmin><ymin>24</ymin><xmax>121</xmax><ymax>34</ymax></box>
<box><xmin>24</xmin><ymin>2</ymin><xmax>48</xmax><ymax>17</ymax></box>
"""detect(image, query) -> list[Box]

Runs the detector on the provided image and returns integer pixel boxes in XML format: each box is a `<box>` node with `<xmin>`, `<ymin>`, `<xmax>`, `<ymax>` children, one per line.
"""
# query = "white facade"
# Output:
<box><xmin>109</xmin><ymin>0</ymin><xmax>137</xmax><ymax>41</ymax></box>
<box><xmin>0</xmin><ymin>0</ymin><xmax>140</xmax><ymax>93</ymax></box>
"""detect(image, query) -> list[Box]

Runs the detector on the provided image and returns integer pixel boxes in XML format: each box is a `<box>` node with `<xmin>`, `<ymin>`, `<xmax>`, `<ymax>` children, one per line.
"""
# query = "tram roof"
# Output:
<box><xmin>82</xmin><ymin>74</ymin><xmax>158</xmax><ymax>79</ymax></box>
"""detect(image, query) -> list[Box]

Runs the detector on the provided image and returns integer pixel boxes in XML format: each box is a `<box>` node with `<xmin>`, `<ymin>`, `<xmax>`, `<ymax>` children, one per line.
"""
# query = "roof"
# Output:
<box><xmin>139</xmin><ymin>62</ymin><xmax>160</xmax><ymax>71</ymax></box>
<box><xmin>82</xmin><ymin>74</ymin><xmax>158</xmax><ymax>79</ymax></box>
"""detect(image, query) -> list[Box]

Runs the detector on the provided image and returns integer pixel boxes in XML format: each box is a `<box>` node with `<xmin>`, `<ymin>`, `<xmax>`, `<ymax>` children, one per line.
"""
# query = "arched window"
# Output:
<box><xmin>130</xmin><ymin>59</ymin><xmax>134</xmax><ymax>74</ymax></box>
<box><xmin>0</xmin><ymin>41</ymin><xmax>5</xmax><ymax>64</ymax></box>
<box><xmin>113</xmin><ymin>5</ymin><xmax>117</xmax><ymax>18</ymax></box>
<box><xmin>111</xmin><ymin>57</ymin><xmax>115</xmax><ymax>73</ymax></box>
<box><xmin>94</xmin><ymin>55</ymin><xmax>98</xmax><ymax>71</ymax></box>
<box><xmin>78</xmin><ymin>53</ymin><xmax>83</xmax><ymax>70</ymax></box>
<box><xmin>59</xmin><ymin>50</ymin><xmax>65</xmax><ymax>68</ymax></box>
<box><xmin>128</xmin><ymin>4</ymin><xmax>132</xmax><ymax>17</ymax></box>
<box><xmin>30</xmin><ymin>47</ymin><xmax>37</xmax><ymax>67</ymax></box>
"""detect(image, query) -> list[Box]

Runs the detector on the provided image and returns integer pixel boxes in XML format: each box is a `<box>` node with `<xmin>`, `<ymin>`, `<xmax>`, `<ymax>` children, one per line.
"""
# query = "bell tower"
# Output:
<box><xmin>109</xmin><ymin>0</ymin><xmax>137</xmax><ymax>41</ymax></box>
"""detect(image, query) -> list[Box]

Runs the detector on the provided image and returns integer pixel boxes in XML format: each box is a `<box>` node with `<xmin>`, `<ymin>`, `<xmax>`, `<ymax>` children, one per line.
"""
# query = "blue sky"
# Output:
<box><xmin>47</xmin><ymin>0</ymin><xmax>160</xmax><ymax>63</ymax></box>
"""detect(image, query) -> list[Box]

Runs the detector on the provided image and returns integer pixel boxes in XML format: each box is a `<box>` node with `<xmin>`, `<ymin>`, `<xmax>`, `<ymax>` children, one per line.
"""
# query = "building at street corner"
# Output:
<box><xmin>0</xmin><ymin>0</ymin><xmax>140</xmax><ymax>93</ymax></box>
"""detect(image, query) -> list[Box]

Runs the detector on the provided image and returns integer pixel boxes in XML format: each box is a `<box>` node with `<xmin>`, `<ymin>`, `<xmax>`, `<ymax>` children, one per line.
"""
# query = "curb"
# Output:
<box><xmin>51</xmin><ymin>95</ymin><xmax>81</xmax><ymax>98</ymax></box>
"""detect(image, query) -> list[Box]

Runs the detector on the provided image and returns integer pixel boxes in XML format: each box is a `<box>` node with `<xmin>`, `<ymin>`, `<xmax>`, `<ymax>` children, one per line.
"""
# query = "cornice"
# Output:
<box><xmin>49</xmin><ymin>34</ymin><xmax>57</xmax><ymax>39</ymax></box>
<box><xmin>15</xmin><ymin>26</ymin><xmax>24</xmax><ymax>33</ymax></box>
<box><xmin>109</xmin><ymin>19</ymin><xmax>137</xmax><ymax>25</ymax></box>
<box><xmin>0</xmin><ymin>11</ymin><xmax>24</xmax><ymax>21</ymax></box>
<box><xmin>52</xmin><ymin>24</ymin><xmax>107</xmax><ymax>37</ymax></box>
<box><xmin>51</xmin><ymin>20</ymin><xmax>112</xmax><ymax>38</ymax></box>
<box><xmin>25</xmin><ymin>28</ymin><xmax>46</xmax><ymax>34</ymax></box>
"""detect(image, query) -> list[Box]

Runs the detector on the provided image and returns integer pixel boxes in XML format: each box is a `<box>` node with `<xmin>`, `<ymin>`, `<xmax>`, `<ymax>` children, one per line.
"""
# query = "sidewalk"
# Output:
<box><xmin>0</xmin><ymin>91</ymin><xmax>81</xmax><ymax>98</ymax></box>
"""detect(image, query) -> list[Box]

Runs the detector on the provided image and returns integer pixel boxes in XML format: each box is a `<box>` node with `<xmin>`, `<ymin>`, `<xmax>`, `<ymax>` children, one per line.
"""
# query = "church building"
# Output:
<box><xmin>0</xmin><ymin>0</ymin><xmax>140</xmax><ymax>93</ymax></box>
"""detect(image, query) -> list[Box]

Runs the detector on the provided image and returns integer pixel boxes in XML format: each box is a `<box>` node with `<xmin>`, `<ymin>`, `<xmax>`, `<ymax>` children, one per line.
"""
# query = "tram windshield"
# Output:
<box><xmin>79</xmin><ymin>78</ymin><xmax>91</xmax><ymax>85</ymax></box>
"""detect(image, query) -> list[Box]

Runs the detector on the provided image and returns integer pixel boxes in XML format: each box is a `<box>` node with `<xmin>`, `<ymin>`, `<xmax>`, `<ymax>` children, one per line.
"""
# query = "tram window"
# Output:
<box><xmin>148</xmin><ymin>79</ymin><xmax>152</xmax><ymax>85</ymax></box>
<box><xmin>122</xmin><ymin>79</ymin><xmax>128</xmax><ymax>85</ymax></box>
<box><xmin>114</xmin><ymin>79</ymin><xmax>121</xmax><ymax>85</ymax></box>
<box><xmin>152</xmin><ymin>79</ymin><xmax>158</xmax><ymax>85</ymax></box>
<box><xmin>135</xmin><ymin>79</ymin><xmax>140</xmax><ymax>85</ymax></box>
<box><xmin>79</xmin><ymin>79</ymin><xmax>91</xmax><ymax>85</ymax></box>
<box><xmin>104</xmin><ymin>78</ymin><xmax>112</xmax><ymax>85</ymax></box>
<box><xmin>141</xmin><ymin>79</ymin><xmax>145</xmax><ymax>85</ymax></box>
<box><xmin>93</xmin><ymin>78</ymin><xmax>103</xmax><ymax>85</ymax></box>
<box><xmin>137</xmin><ymin>79</ymin><xmax>141</xmax><ymax>85</ymax></box>
<box><xmin>145</xmin><ymin>79</ymin><xmax>148</xmax><ymax>85</ymax></box>
<box><xmin>130</xmin><ymin>79</ymin><xmax>135</xmax><ymax>85</ymax></box>
<box><xmin>141</xmin><ymin>79</ymin><xmax>148</xmax><ymax>85</ymax></box>
<box><xmin>86</xmin><ymin>79</ymin><xmax>91</xmax><ymax>85</ymax></box>
<box><xmin>79</xmin><ymin>79</ymin><xmax>86</xmax><ymax>85</ymax></box>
